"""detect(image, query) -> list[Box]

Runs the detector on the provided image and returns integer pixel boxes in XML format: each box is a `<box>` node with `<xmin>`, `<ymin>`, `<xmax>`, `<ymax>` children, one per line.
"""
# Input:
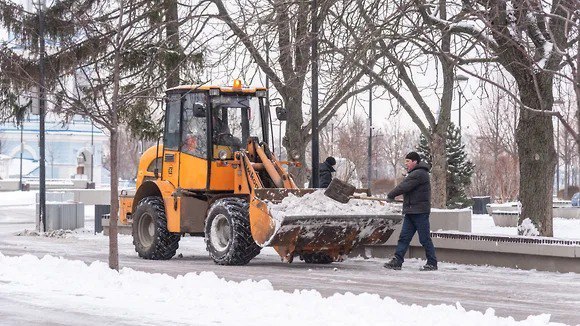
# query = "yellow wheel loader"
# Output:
<box><xmin>118</xmin><ymin>81</ymin><xmax>401</xmax><ymax>265</ymax></box>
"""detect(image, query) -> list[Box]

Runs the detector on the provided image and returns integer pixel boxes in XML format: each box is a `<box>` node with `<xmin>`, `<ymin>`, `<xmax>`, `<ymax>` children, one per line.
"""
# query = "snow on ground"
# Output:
<box><xmin>0</xmin><ymin>192</ymin><xmax>580</xmax><ymax>325</ymax></box>
<box><xmin>0</xmin><ymin>252</ymin><xmax>561</xmax><ymax>326</ymax></box>
<box><xmin>0</xmin><ymin>190</ymin><xmax>36</xmax><ymax>207</ymax></box>
<box><xmin>471</xmin><ymin>214</ymin><xmax>580</xmax><ymax>240</ymax></box>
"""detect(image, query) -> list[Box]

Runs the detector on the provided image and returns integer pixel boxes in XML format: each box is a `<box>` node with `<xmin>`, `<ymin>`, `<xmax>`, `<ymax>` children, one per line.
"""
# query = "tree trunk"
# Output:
<box><xmin>282</xmin><ymin>88</ymin><xmax>308</xmax><ymax>186</ymax></box>
<box><xmin>164</xmin><ymin>0</ymin><xmax>180</xmax><ymax>88</ymax></box>
<box><xmin>109</xmin><ymin>0</ymin><xmax>123</xmax><ymax>271</ymax></box>
<box><xmin>431</xmin><ymin>7</ymin><xmax>453</xmax><ymax>209</ymax></box>
<box><xmin>288</xmin><ymin>140</ymin><xmax>308</xmax><ymax>187</ymax></box>
<box><xmin>516</xmin><ymin>81</ymin><xmax>556</xmax><ymax>236</ymax></box>
<box><xmin>430</xmin><ymin>130</ymin><xmax>447</xmax><ymax>208</ymax></box>
<box><xmin>109</xmin><ymin>129</ymin><xmax>119</xmax><ymax>270</ymax></box>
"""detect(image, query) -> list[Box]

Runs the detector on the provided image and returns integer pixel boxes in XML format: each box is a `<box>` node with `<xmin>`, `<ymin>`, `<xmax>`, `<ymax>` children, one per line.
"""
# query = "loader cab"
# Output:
<box><xmin>162</xmin><ymin>83</ymin><xmax>270</xmax><ymax>191</ymax></box>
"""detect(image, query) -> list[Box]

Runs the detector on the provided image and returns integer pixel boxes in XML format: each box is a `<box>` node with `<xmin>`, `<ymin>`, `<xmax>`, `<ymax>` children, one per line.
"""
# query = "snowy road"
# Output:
<box><xmin>1</xmin><ymin>221</ymin><xmax>579</xmax><ymax>325</ymax></box>
<box><xmin>0</xmin><ymin>296</ymin><xmax>144</xmax><ymax>326</ymax></box>
<box><xmin>1</xmin><ymin>195</ymin><xmax>579</xmax><ymax>325</ymax></box>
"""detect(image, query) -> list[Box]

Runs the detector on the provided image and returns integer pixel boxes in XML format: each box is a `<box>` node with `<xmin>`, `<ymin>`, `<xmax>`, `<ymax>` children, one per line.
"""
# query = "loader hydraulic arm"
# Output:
<box><xmin>237</xmin><ymin>138</ymin><xmax>297</xmax><ymax>193</ymax></box>
<box><xmin>253</xmin><ymin>142</ymin><xmax>297</xmax><ymax>189</ymax></box>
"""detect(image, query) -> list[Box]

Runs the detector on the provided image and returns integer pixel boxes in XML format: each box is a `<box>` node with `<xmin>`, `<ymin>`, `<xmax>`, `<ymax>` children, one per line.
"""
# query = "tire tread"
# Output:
<box><xmin>206</xmin><ymin>197</ymin><xmax>261</xmax><ymax>265</ymax></box>
<box><xmin>132</xmin><ymin>196</ymin><xmax>180</xmax><ymax>260</ymax></box>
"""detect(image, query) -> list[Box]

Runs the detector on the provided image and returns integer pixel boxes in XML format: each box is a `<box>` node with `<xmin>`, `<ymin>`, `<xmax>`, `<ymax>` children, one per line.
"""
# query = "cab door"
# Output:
<box><xmin>162</xmin><ymin>93</ymin><xmax>182</xmax><ymax>187</ymax></box>
<box><xmin>179</xmin><ymin>92</ymin><xmax>209</xmax><ymax>190</ymax></box>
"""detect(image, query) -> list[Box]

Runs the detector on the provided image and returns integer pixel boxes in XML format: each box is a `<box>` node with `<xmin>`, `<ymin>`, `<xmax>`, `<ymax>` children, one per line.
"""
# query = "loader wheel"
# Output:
<box><xmin>301</xmin><ymin>252</ymin><xmax>334</xmax><ymax>264</ymax></box>
<box><xmin>132</xmin><ymin>196</ymin><xmax>180</xmax><ymax>260</ymax></box>
<box><xmin>205</xmin><ymin>198</ymin><xmax>261</xmax><ymax>265</ymax></box>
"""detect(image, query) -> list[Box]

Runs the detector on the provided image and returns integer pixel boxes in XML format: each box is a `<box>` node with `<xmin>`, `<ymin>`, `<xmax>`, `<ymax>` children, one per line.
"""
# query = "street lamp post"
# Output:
<box><xmin>367</xmin><ymin>87</ymin><xmax>372</xmax><ymax>189</ymax></box>
<box><xmin>557</xmin><ymin>120</ymin><xmax>560</xmax><ymax>195</ymax></box>
<box><xmin>38</xmin><ymin>0</ymin><xmax>47</xmax><ymax>232</ymax></box>
<box><xmin>19</xmin><ymin>122</ymin><xmax>23</xmax><ymax>190</ymax></box>
<box><xmin>553</xmin><ymin>99</ymin><xmax>565</xmax><ymax>197</ymax></box>
<box><xmin>311</xmin><ymin>0</ymin><xmax>320</xmax><ymax>187</ymax></box>
<box><xmin>265</xmin><ymin>40</ymin><xmax>273</xmax><ymax>155</ymax></box>
<box><xmin>330</xmin><ymin>123</ymin><xmax>334</xmax><ymax>156</ymax></box>
<box><xmin>90</xmin><ymin>121</ymin><xmax>94</xmax><ymax>184</ymax></box>
<box><xmin>454</xmin><ymin>74</ymin><xmax>469</xmax><ymax>130</ymax></box>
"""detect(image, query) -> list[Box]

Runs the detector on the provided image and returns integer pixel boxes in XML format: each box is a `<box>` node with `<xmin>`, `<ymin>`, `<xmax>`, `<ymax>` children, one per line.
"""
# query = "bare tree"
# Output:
<box><xmin>555</xmin><ymin>79</ymin><xmax>579</xmax><ymax>197</ymax></box>
<box><xmin>470</xmin><ymin>78</ymin><xmax>519</xmax><ymax>200</ymax></box>
<box><xmin>378</xmin><ymin>117</ymin><xmax>418</xmax><ymax>182</ymax></box>
<box><xmin>57</xmin><ymin>1</ymin><xmax>206</xmax><ymax>269</ymax></box>
<box><xmin>321</xmin><ymin>0</ymin><xmax>461</xmax><ymax>208</ymax></box>
<box><xmin>0</xmin><ymin>0</ymin><xmax>207</xmax><ymax>268</ymax></box>
<box><xmin>414</xmin><ymin>0</ymin><xmax>575</xmax><ymax>236</ymax></box>
<box><xmin>101</xmin><ymin>127</ymin><xmax>155</xmax><ymax>180</ymax></box>
<box><xmin>319</xmin><ymin>122</ymin><xmax>335</xmax><ymax>160</ymax></box>
<box><xmin>468</xmin><ymin>134</ymin><xmax>520</xmax><ymax>202</ymax></box>
<box><xmin>557</xmin><ymin>11</ymin><xmax>579</xmax><ymax>157</ymax></box>
<box><xmin>335</xmin><ymin>115</ymin><xmax>369</xmax><ymax>182</ymax></box>
<box><xmin>203</xmin><ymin>0</ymin><xmax>378</xmax><ymax>185</ymax></box>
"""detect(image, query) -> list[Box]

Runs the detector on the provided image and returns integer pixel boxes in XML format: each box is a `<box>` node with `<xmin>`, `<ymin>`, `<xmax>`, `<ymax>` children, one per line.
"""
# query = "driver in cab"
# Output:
<box><xmin>182</xmin><ymin>133</ymin><xmax>198</xmax><ymax>153</ymax></box>
<box><xmin>212</xmin><ymin>110</ymin><xmax>242</xmax><ymax>150</ymax></box>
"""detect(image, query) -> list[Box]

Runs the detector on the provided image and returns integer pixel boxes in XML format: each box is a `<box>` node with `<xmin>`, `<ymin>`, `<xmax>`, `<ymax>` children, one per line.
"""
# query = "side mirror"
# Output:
<box><xmin>192</xmin><ymin>103</ymin><xmax>206</xmax><ymax>118</ymax></box>
<box><xmin>275</xmin><ymin>106</ymin><xmax>288</xmax><ymax>121</ymax></box>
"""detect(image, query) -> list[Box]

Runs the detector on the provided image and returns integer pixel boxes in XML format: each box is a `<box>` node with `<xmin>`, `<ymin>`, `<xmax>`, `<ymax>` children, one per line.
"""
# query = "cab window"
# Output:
<box><xmin>210</xmin><ymin>95</ymin><xmax>263</xmax><ymax>149</ymax></box>
<box><xmin>164</xmin><ymin>93</ymin><xmax>181</xmax><ymax>150</ymax></box>
<box><xmin>181</xmin><ymin>92</ymin><xmax>208</xmax><ymax>158</ymax></box>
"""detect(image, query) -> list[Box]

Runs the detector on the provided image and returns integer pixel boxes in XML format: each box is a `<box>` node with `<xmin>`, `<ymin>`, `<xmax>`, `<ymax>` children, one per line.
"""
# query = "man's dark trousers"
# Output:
<box><xmin>394</xmin><ymin>213</ymin><xmax>437</xmax><ymax>265</ymax></box>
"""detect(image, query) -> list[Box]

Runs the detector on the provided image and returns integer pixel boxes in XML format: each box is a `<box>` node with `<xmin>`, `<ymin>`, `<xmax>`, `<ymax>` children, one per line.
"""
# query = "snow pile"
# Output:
<box><xmin>471</xmin><ymin>215</ymin><xmax>580</xmax><ymax>240</ymax></box>
<box><xmin>517</xmin><ymin>218</ymin><xmax>540</xmax><ymax>236</ymax></box>
<box><xmin>268</xmin><ymin>190</ymin><xmax>397</xmax><ymax>222</ymax></box>
<box><xmin>0</xmin><ymin>253</ymin><xmax>560</xmax><ymax>326</ymax></box>
<box><xmin>13</xmin><ymin>229</ymin><xmax>87</xmax><ymax>238</ymax></box>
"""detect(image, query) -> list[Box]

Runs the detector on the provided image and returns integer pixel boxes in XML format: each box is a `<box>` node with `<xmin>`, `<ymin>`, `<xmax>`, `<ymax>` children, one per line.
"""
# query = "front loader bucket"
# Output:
<box><xmin>249</xmin><ymin>189</ymin><xmax>402</xmax><ymax>262</ymax></box>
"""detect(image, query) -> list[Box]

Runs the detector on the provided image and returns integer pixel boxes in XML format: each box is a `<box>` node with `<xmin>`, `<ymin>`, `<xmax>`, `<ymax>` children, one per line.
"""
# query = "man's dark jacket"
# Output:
<box><xmin>387</xmin><ymin>161</ymin><xmax>431</xmax><ymax>214</ymax></box>
<box><xmin>319</xmin><ymin>162</ymin><xmax>335</xmax><ymax>188</ymax></box>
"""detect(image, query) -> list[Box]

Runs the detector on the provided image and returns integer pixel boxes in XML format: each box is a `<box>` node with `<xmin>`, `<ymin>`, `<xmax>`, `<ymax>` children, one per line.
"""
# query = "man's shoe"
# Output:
<box><xmin>383</xmin><ymin>258</ymin><xmax>402</xmax><ymax>270</ymax></box>
<box><xmin>420</xmin><ymin>264</ymin><xmax>438</xmax><ymax>271</ymax></box>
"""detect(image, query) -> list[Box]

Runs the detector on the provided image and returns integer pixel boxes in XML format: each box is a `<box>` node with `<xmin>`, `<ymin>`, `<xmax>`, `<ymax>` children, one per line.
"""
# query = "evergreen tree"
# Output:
<box><xmin>0</xmin><ymin>0</ymin><xmax>204</xmax><ymax>137</ymax></box>
<box><xmin>0</xmin><ymin>0</ymin><xmax>205</xmax><ymax>270</ymax></box>
<box><xmin>417</xmin><ymin>122</ymin><xmax>474</xmax><ymax>208</ymax></box>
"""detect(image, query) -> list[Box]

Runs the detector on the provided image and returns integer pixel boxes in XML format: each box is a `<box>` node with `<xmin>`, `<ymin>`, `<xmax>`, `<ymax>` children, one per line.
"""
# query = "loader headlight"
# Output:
<box><xmin>256</xmin><ymin>90</ymin><xmax>267</xmax><ymax>98</ymax></box>
<box><xmin>218</xmin><ymin>150</ymin><xmax>228</xmax><ymax>160</ymax></box>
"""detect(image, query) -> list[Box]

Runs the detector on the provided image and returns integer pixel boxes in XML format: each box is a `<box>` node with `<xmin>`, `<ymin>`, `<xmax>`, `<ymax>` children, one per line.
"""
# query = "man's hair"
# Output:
<box><xmin>325</xmin><ymin>156</ymin><xmax>337</xmax><ymax>166</ymax></box>
<box><xmin>405</xmin><ymin>151</ymin><xmax>421</xmax><ymax>163</ymax></box>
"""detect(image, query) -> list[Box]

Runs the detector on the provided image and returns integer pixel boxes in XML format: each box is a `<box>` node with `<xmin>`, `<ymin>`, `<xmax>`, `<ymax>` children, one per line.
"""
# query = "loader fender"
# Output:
<box><xmin>133</xmin><ymin>180</ymin><xmax>180</xmax><ymax>232</ymax></box>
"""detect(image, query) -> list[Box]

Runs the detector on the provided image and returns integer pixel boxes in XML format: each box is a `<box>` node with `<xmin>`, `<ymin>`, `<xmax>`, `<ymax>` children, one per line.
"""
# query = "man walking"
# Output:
<box><xmin>384</xmin><ymin>152</ymin><xmax>437</xmax><ymax>271</ymax></box>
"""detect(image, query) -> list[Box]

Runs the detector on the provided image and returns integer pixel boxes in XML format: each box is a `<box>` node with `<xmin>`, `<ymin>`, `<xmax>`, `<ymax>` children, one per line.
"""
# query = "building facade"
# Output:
<box><xmin>0</xmin><ymin>114</ymin><xmax>108</xmax><ymax>183</ymax></box>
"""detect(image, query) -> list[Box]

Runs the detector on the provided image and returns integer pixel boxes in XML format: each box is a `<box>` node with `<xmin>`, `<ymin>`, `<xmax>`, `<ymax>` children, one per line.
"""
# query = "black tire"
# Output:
<box><xmin>301</xmin><ymin>252</ymin><xmax>334</xmax><ymax>264</ymax></box>
<box><xmin>132</xmin><ymin>196</ymin><xmax>180</xmax><ymax>260</ymax></box>
<box><xmin>205</xmin><ymin>197</ymin><xmax>261</xmax><ymax>265</ymax></box>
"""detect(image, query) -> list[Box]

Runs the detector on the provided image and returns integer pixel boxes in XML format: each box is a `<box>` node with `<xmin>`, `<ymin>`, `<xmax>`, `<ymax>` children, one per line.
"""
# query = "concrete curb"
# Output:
<box><xmin>354</xmin><ymin>232</ymin><xmax>580</xmax><ymax>273</ymax></box>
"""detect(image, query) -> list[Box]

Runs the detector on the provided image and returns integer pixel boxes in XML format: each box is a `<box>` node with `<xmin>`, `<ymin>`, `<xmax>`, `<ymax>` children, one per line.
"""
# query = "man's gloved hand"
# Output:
<box><xmin>386</xmin><ymin>197</ymin><xmax>395</xmax><ymax>203</ymax></box>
